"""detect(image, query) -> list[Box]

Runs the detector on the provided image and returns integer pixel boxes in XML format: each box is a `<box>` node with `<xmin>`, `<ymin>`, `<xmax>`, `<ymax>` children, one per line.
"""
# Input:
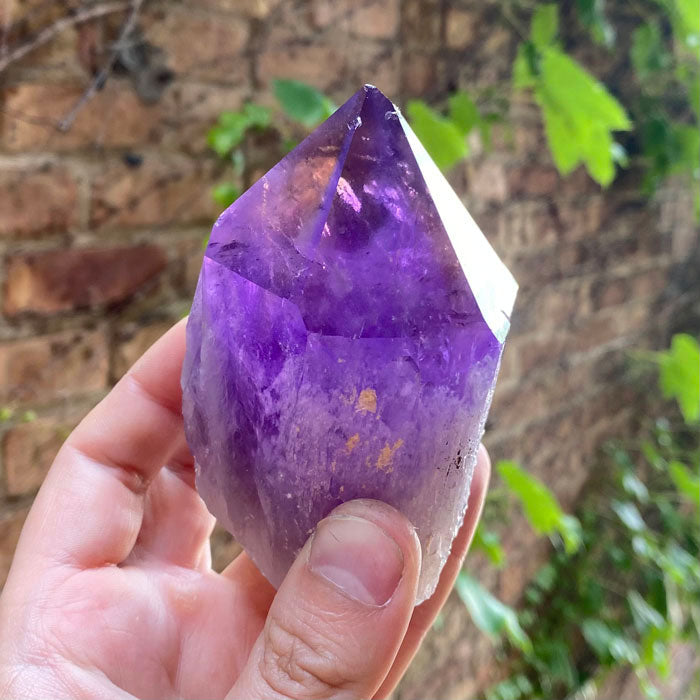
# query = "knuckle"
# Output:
<box><xmin>260</xmin><ymin>611</ymin><xmax>352</xmax><ymax>698</ymax></box>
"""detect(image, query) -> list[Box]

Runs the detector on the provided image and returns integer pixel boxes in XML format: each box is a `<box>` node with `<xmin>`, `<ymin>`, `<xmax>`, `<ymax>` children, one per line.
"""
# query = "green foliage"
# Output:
<box><xmin>273</xmin><ymin>79</ymin><xmax>336</xmax><ymax>127</ymax></box>
<box><xmin>456</xmin><ymin>572</ymin><xmax>532</xmax><ymax>653</ymax></box>
<box><xmin>483</xmin><ymin>334</ymin><xmax>700</xmax><ymax>700</ymax></box>
<box><xmin>497</xmin><ymin>460</ymin><xmax>582</xmax><ymax>553</ymax></box>
<box><xmin>656</xmin><ymin>333</ymin><xmax>700</xmax><ymax>423</ymax></box>
<box><xmin>405</xmin><ymin>100</ymin><xmax>468</xmax><ymax>171</ymax></box>
<box><xmin>472</xmin><ymin>524</ymin><xmax>506</xmax><ymax>567</ymax></box>
<box><xmin>514</xmin><ymin>4</ymin><xmax>631</xmax><ymax>186</ymax></box>
<box><xmin>576</xmin><ymin>0</ymin><xmax>615</xmax><ymax>47</ymax></box>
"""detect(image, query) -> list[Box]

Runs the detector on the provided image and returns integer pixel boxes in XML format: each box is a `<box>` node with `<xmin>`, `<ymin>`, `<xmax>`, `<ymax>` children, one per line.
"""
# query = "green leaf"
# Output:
<box><xmin>273</xmin><ymin>79</ymin><xmax>335</xmax><ymax>127</ymax></box>
<box><xmin>631</xmin><ymin>23</ymin><xmax>671</xmax><ymax>80</ymax></box>
<box><xmin>405</xmin><ymin>100</ymin><xmax>468</xmax><ymax>171</ymax></box>
<box><xmin>212</xmin><ymin>182</ymin><xmax>240</xmax><ymax>208</ymax></box>
<box><xmin>472</xmin><ymin>525</ymin><xmax>506</xmax><ymax>567</ymax></box>
<box><xmin>612</xmin><ymin>500</ymin><xmax>646</xmax><ymax>532</ymax></box>
<box><xmin>582</xmin><ymin>619</ymin><xmax>640</xmax><ymax>664</ymax></box>
<box><xmin>513</xmin><ymin>42</ymin><xmax>538</xmax><ymax>89</ymax></box>
<box><xmin>576</xmin><ymin>0</ymin><xmax>615</xmax><ymax>47</ymax></box>
<box><xmin>668</xmin><ymin>460</ymin><xmax>700</xmax><ymax>506</ymax></box>
<box><xmin>455</xmin><ymin>572</ymin><xmax>532</xmax><ymax>653</ymax></box>
<box><xmin>531</xmin><ymin>4</ymin><xmax>559</xmax><ymax>48</ymax></box>
<box><xmin>497</xmin><ymin>460</ymin><xmax>582</xmax><ymax>553</ymax></box>
<box><xmin>448</xmin><ymin>91</ymin><xmax>480</xmax><ymax>136</ymax></box>
<box><xmin>656</xmin><ymin>333</ymin><xmax>700</xmax><ymax>423</ymax></box>
<box><xmin>628</xmin><ymin>591</ymin><xmax>665</xmax><ymax>632</ymax></box>
<box><xmin>532</xmin><ymin>47</ymin><xmax>632</xmax><ymax>186</ymax></box>
<box><xmin>243</xmin><ymin>103</ymin><xmax>272</xmax><ymax>127</ymax></box>
<box><xmin>208</xmin><ymin>122</ymin><xmax>245</xmax><ymax>157</ymax></box>
<box><xmin>622</xmin><ymin>472</ymin><xmax>650</xmax><ymax>503</ymax></box>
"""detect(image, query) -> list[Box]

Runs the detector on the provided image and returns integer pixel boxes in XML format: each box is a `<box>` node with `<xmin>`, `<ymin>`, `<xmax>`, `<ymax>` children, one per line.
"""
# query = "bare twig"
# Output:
<box><xmin>0</xmin><ymin>1</ymin><xmax>130</xmax><ymax>75</ymax></box>
<box><xmin>57</xmin><ymin>0</ymin><xmax>145</xmax><ymax>131</ymax></box>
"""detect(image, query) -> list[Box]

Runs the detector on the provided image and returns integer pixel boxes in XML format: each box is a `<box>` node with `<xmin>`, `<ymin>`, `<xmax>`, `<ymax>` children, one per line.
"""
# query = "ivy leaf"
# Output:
<box><xmin>208</xmin><ymin>115</ymin><xmax>248</xmax><ymax>157</ymax></box>
<box><xmin>212</xmin><ymin>182</ymin><xmax>240</xmax><ymax>208</ymax></box>
<box><xmin>656</xmin><ymin>333</ymin><xmax>700</xmax><ymax>423</ymax></box>
<box><xmin>582</xmin><ymin>619</ymin><xmax>640</xmax><ymax>664</ymax></box>
<box><xmin>668</xmin><ymin>460</ymin><xmax>700</xmax><ymax>507</ymax></box>
<box><xmin>405</xmin><ymin>100</ymin><xmax>468</xmax><ymax>171</ymax></box>
<box><xmin>532</xmin><ymin>47</ymin><xmax>631</xmax><ymax>186</ymax></box>
<box><xmin>274</xmin><ymin>79</ymin><xmax>335</xmax><ymax>127</ymax></box>
<box><xmin>242</xmin><ymin>103</ymin><xmax>272</xmax><ymax>128</ymax></box>
<box><xmin>612</xmin><ymin>500</ymin><xmax>647</xmax><ymax>532</ymax></box>
<box><xmin>497</xmin><ymin>461</ymin><xmax>582</xmax><ymax>553</ymax></box>
<box><xmin>531</xmin><ymin>4</ymin><xmax>559</xmax><ymax>48</ymax></box>
<box><xmin>455</xmin><ymin>572</ymin><xmax>532</xmax><ymax>653</ymax></box>
<box><xmin>448</xmin><ymin>90</ymin><xmax>480</xmax><ymax>136</ymax></box>
<box><xmin>628</xmin><ymin>591</ymin><xmax>665</xmax><ymax>633</ymax></box>
<box><xmin>472</xmin><ymin>525</ymin><xmax>506</xmax><ymax>567</ymax></box>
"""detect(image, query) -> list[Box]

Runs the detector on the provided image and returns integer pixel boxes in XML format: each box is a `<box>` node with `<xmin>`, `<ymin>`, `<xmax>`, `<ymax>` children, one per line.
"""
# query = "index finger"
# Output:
<box><xmin>12</xmin><ymin>319</ymin><xmax>188</xmax><ymax>573</ymax></box>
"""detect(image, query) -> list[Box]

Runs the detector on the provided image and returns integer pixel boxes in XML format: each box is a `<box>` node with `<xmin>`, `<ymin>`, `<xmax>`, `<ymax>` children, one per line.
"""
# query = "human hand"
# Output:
<box><xmin>0</xmin><ymin>319</ymin><xmax>490</xmax><ymax>700</ymax></box>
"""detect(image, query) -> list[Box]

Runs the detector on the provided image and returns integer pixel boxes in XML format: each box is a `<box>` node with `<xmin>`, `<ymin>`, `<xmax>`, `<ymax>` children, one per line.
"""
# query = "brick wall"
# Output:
<box><xmin>0</xmin><ymin>1</ymin><xmax>697</xmax><ymax>697</ymax></box>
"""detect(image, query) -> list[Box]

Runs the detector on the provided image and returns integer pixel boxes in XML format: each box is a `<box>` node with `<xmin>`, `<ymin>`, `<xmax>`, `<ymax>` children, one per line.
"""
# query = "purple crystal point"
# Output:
<box><xmin>182</xmin><ymin>85</ymin><xmax>517</xmax><ymax>602</ymax></box>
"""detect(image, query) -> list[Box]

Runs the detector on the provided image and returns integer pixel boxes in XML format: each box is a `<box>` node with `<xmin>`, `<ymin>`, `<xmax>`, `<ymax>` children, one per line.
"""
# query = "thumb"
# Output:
<box><xmin>228</xmin><ymin>499</ymin><xmax>421</xmax><ymax>700</ymax></box>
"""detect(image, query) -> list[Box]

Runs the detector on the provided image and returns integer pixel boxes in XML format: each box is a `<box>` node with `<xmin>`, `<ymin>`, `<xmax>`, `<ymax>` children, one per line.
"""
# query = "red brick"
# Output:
<box><xmin>113</xmin><ymin>321</ymin><xmax>173</xmax><ymax>379</ymax></box>
<box><xmin>401</xmin><ymin>52</ymin><xmax>437</xmax><ymax>96</ymax></box>
<box><xmin>198</xmin><ymin>0</ymin><xmax>277</xmax><ymax>17</ymax></box>
<box><xmin>0</xmin><ymin>508</ymin><xmax>29</xmax><ymax>588</ymax></box>
<box><xmin>1</xmin><ymin>83</ymin><xmax>165</xmax><ymax>152</ymax></box>
<box><xmin>402</xmin><ymin>0</ymin><xmax>442</xmax><ymax>47</ymax></box>
<box><xmin>142</xmin><ymin>8</ymin><xmax>249</xmax><ymax>83</ymax></box>
<box><xmin>507</xmin><ymin>164</ymin><xmax>560</xmax><ymax>197</ymax></box>
<box><xmin>446</xmin><ymin>8</ymin><xmax>477</xmax><ymax>49</ymax></box>
<box><xmin>350</xmin><ymin>0</ymin><xmax>400</xmax><ymax>39</ymax></box>
<box><xmin>467</xmin><ymin>159</ymin><xmax>508</xmax><ymax>203</ymax></box>
<box><xmin>4</xmin><ymin>246</ymin><xmax>167</xmax><ymax>315</ymax></box>
<box><xmin>0</xmin><ymin>330</ymin><xmax>108</xmax><ymax>404</ymax></box>
<box><xmin>258</xmin><ymin>44</ymin><xmax>344</xmax><ymax>90</ymax></box>
<box><xmin>90</xmin><ymin>155</ymin><xmax>218</xmax><ymax>230</ymax></box>
<box><xmin>0</xmin><ymin>164</ymin><xmax>79</xmax><ymax>237</ymax></box>
<box><xmin>3</xmin><ymin>413</ymin><xmax>82</xmax><ymax>496</ymax></box>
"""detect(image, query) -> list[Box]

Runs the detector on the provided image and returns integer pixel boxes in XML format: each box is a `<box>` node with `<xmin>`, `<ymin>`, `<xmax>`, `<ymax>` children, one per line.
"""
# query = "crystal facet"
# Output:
<box><xmin>182</xmin><ymin>85</ymin><xmax>517</xmax><ymax>602</ymax></box>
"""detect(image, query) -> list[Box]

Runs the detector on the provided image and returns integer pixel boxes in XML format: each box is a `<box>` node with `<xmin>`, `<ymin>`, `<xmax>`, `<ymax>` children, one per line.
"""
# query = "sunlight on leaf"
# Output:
<box><xmin>531</xmin><ymin>4</ymin><xmax>559</xmax><ymax>48</ymax></box>
<box><xmin>656</xmin><ymin>333</ymin><xmax>700</xmax><ymax>423</ymax></box>
<box><xmin>406</xmin><ymin>100</ymin><xmax>468</xmax><ymax>171</ymax></box>
<box><xmin>497</xmin><ymin>461</ymin><xmax>582</xmax><ymax>553</ymax></box>
<box><xmin>668</xmin><ymin>460</ymin><xmax>700</xmax><ymax>507</ymax></box>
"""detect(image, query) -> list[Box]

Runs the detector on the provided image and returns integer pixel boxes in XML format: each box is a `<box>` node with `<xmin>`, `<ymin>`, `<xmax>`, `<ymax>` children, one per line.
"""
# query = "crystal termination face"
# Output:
<box><xmin>182</xmin><ymin>85</ymin><xmax>517</xmax><ymax>603</ymax></box>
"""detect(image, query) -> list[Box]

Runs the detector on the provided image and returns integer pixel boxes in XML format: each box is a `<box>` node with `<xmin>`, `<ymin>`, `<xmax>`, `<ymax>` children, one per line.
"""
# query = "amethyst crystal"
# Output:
<box><xmin>182</xmin><ymin>85</ymin><xmax>517</xmax><ymax>602</ymax></box>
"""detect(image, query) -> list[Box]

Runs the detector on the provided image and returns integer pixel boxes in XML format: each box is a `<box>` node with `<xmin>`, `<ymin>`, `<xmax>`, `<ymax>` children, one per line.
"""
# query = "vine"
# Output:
<box><xmin>208</xmin><ymin>2</ymin><xmax>698</xmax><ymax>214</ymax></box>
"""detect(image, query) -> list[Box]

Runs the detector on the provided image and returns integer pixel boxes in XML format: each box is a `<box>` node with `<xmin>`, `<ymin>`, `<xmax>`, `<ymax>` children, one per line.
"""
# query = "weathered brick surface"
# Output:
<box><xmin>0</xmin><ymin>329</ymin><xmax>109</xmax><ymax>404</ymax></box>
<box><xmin>4</xmin><ymin>246</ymin><xmax>167</xmax><ymax>315</ymax></box>
<box><xmin>0</xmin><ymin>2</ymin><xmax>698</xmax><ymax>697</ymax></box>
<box><xmin>3</xmin><ymin>413</ymin><xmax>81</xmax><ymax>496</ymax></box>
<box><xmin>0</xmin><ymin>163</ymin><xmax>79</xmax><ymax>237</ymax></box>
<box><xmin>90</xmin><ymin>155</ymin><xmax>218</xmax><ymax>230</ymax></box>
<box><xmin>112</xmin><ymin>320</ymin><xmax>174</xmax><ymax>380</ymax></box>
<box><xmin>1</xmin><ymin>83</ymin><xmax>166</xmax><ymax>152</ymax></box>
<box><xmin>0</xmin><ymin>508</ymin><xmax>29</xmax><ymax>587</ymax></box>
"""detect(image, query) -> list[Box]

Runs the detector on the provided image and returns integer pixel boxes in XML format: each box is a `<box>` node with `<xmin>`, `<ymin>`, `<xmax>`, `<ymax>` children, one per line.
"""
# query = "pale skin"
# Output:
<box><xmin>0</xmin><ymin>319</ymin><xmax>490</xmax><ymax>700</ymax></box>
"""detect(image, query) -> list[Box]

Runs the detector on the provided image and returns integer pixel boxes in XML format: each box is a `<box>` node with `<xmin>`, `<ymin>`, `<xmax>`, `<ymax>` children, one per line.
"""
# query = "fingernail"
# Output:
<box><xmin>308</xmin><ymin>515</ymin><xmax>404</xmax><ymax>606</ymax></box>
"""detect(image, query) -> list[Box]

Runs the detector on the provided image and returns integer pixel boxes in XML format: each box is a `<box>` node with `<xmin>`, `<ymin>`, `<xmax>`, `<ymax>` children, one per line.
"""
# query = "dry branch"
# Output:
<box><xmin>0</xmin><ymin>1</ymin><xmax>131</xmax><ymax>75</ymax></box>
